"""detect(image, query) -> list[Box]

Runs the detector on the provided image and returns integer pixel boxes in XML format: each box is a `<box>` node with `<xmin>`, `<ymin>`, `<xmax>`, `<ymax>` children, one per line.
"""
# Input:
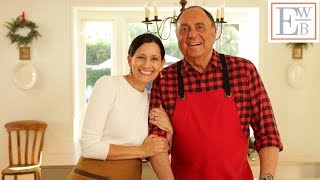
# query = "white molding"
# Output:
<box><xmin>71</xmin><ymin>0</ymin><xmax>266</xmax><ymax>8</ymax></box>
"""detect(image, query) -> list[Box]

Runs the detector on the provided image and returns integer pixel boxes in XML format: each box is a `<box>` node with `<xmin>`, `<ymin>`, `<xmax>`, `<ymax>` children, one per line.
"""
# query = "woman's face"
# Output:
<box><xmin>128</xmin><ymin>42</ymin><xmax>165</xmax><ymax>85</ymax></box>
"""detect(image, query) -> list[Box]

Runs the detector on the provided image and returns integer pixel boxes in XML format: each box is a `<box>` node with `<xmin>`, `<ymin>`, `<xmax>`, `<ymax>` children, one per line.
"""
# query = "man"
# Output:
<box><xmin>148</xmin><ymin>6</ymin><xmax>283</xmax><ymax>180</ymax></box>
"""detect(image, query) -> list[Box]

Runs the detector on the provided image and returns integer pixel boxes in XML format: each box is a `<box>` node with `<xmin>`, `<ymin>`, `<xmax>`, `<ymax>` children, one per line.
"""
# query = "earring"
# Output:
<box><xmin>160</xmin><ymin>71</ymin><xmax>163</xmax><ymax>78</ymax></box>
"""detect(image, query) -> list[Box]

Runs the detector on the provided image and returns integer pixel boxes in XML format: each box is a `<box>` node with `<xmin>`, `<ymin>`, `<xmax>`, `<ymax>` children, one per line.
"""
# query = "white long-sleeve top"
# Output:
<box><xmin>80</xmin><ymin>76</ymin><xmax>149</xmax><ymax>160</ymax></box>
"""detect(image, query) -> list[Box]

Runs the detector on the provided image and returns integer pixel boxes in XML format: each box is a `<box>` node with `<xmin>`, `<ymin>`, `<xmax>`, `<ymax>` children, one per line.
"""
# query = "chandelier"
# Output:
<box><xmin>142</xmin><ymin>0</ymin><xmax>227</xmax><ymax>40</ymax></box>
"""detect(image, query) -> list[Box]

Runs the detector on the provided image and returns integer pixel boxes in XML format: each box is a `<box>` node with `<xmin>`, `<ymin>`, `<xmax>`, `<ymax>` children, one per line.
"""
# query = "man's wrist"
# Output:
<box><xmin>259</xmin><ymin>174</ymin><xmax>273</xmax><ymax>180</ymax></box>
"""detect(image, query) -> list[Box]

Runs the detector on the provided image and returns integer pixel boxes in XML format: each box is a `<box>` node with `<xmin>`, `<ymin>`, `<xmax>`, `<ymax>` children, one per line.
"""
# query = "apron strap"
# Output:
<box><xmin>219</xmin><ymin>53</ymin><xmax>232</xmax><ymax>97</ymax></box>
<box><xmin>73</xmin><ymin>167</ymin><xmax>110</xmax><ymax>180</ymax></box>
<box><xmin>177</xmin><ymin>61</ymin><xmax>185</xmax><ymax>99</ymax></box>
<box><xmin>177</xmin><ymin>54</ymin><xmax>232</xmax><ymax>99</ymax></box>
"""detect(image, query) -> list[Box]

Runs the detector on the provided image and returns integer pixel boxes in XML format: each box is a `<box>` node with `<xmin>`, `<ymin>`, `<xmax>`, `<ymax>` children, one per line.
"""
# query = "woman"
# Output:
<box><xmin>68</xmin><ymin>33</ymin><xmax>172</xmax><ymax>180</ymax></box>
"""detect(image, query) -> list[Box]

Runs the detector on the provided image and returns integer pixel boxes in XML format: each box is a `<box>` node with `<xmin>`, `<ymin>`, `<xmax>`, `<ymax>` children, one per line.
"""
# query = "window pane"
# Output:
<box><xmin>84</xmin><ymin>22</ymin><xmax>112</xmax><ymax>101</ymax></box>
<box><xmin>215</xmin><ymin>24</ymin><xmax>239</xmax><ymax>56</ymax></box>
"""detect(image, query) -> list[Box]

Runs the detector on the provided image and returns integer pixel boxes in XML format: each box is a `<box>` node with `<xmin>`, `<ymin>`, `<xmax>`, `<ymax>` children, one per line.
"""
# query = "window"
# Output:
<box><xmin>73</xmin><ymin>7</ymin><xmax>259</xmax><ymax>157</ymax></box>
<box><xmin>84</xmin><ymin>22</ymin><xmax>113</xmax><ymax>101</ymax></box>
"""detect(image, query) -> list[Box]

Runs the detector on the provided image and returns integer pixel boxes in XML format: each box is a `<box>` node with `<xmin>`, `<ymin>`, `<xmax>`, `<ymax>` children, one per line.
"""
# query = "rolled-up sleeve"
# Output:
<box><xmin>248</xmin><ymin>67</ymin><xmax>283</xmax><ymax>152</ymax></box>
<box><xmin>80</xmin><ymin>76</ymin><xmax>115</xmax><ymax>160</ymax></box>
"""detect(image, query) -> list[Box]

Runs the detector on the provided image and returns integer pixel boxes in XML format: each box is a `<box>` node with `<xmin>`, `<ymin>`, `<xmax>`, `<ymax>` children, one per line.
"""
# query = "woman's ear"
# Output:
<box><xmin>127</xmin><ymin>55</ymin><xmax>132</xmax><ymax>69</ymax></box>
<box><xmin>160</xmin><ymin>58</ymin><xmax>166</xmax><ymax>71</ymax></box>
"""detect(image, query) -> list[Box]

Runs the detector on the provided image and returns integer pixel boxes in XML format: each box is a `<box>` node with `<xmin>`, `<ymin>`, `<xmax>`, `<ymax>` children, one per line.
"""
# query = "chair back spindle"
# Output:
<box><xmin>25</xmin><ymin>129</ymin><xmax>29</xmax><ymax>165</ymax></box>
<box><xmin>17</xmin><ymin>130</ymin><xmax>21</xmax><ymax>165</ymax></box>
<box><xmin>8</xmin><ymin>131</ymin><xmax>13</xmax><ymax>165</ymax></box>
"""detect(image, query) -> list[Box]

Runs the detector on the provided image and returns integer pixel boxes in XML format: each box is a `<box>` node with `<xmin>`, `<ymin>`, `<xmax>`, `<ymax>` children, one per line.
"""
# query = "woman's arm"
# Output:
<box><xmin>80</xmin><ymin>76</ymin><xmax>116</xmax><ymax>160</ymax></box>
<box><xmin>107</xmin><ymin>135</ymin><xmax>169</xmax><ymax>160</ymax></box>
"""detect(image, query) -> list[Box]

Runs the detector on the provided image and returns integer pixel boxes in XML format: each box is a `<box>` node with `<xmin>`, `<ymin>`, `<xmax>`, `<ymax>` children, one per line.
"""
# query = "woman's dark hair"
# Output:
<box><xmin>176</xmin><ymin>6</ymin><xmax>215</xmax><ymax>28</ymax></box>
<box><xmin>128</xmin><ymin>33</ymin><xmax>165</xmax><ymax>60</ymax></box>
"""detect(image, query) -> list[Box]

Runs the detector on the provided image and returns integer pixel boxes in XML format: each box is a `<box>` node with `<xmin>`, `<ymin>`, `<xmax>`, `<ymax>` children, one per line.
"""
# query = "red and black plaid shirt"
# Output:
<box><xmin>149</xmin><ymin>49</ymin><xmax>283</xmax><ymax>152</ymax></box>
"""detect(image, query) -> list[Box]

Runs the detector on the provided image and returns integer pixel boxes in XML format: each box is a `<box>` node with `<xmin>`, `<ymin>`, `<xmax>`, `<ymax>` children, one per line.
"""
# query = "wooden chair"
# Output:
<box><xmin>1</xmin><ymin>120</ymin><xmax>47</xmax><ymax>180</ymax></box>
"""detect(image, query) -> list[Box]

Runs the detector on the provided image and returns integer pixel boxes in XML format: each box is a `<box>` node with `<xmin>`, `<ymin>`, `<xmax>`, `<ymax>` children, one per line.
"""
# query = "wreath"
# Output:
<box><xmin>4</xmin><ymin>15</ymin><xmax>41</xmax><ymax>48</ymax></box>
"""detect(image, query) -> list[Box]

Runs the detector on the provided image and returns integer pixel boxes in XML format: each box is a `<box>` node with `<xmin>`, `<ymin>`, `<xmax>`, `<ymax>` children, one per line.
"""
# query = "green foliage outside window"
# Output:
<box><xmin>86</xmin><ymin>42</ymin><xmax>111</xmax><ymax>87</ymax></box>
<box><xmin>128</xmin><ymin>23</ymin><xmax>147</xmax><ymax>42</ymax></box>
<box><xmin>215</xmin><ymin>24</ymin><xmax>239</xmax><ymax>56</ymax></box>
<box><xmin>86</xmin><ymin>42</ymin><xmax>111</xmax><ymax>65</ymax></box>
<box><xmin>86</xmin><ymin>68</ymin><xmax>111</xmax><ymax>87</ymax></box>
<box><xmin>164</xmin><ymin>43</ymin><xmax>183</xmax><ymax>59</ymax></box>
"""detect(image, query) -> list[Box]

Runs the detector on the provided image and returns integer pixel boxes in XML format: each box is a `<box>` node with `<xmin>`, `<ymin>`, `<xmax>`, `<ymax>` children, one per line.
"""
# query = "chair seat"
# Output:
<box><xmin>1</xmin><ymin>164</ymin><xmax>40</xmax><ymax>175</ymax></box>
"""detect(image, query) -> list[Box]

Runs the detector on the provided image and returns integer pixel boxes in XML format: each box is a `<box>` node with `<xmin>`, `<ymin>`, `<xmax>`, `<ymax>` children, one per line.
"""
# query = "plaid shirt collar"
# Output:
<box><xmin>181</xmin><ymin>49</ymin><xmax>222</xmax><ymax>76</ymax></box>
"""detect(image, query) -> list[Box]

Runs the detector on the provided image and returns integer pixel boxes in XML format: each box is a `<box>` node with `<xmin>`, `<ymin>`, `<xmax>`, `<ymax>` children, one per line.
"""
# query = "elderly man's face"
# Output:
<box><xmin>176</xmin><ymin>8</ymin><xmax>216</xmax><ymax>61</ymax></box>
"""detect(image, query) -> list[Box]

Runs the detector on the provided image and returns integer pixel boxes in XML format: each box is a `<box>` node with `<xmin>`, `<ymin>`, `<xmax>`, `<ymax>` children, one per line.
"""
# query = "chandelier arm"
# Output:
<box><xmin>162</xmin><ymin>21</ymin><xmax>175</xmax><ymax>41</ymax></box>
<box><xmin>146</xmin><ymin>22</ymin><xmax>161</xmax><ymax>34</ymax></box>
<box><xmin>154</xmin><ymin>17</ymin><xmax>173</xmax><ymax>40</ymax></box>
<box><xmin>146</xmin><ymin>22</ymin><xmax>157</xmax><ymax>34</ymax></box>
<box><xmin>147</xmin><ymin>23</ymin><xmax>152</xmax><ymax>33</ymax></box>
<box><xmin>215</xmin><ymin>23</ymin><xmax>222</xmax><ymax>40</ymax></box>
<box><xmin>159</xmin><ymin>18</ymin><xmax>170</xmax><ymax>40</ymax></box>
<box><xmin>155</xmin><ymin>21</ymin><xmax>163</xmax><ymax>39</ymax></box>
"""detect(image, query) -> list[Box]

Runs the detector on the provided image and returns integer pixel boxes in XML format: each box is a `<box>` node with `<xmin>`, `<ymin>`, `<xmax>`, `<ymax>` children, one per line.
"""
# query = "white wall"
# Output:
<box><xmin>0</xmin><ymin>0</ymin><xmax>319</xmax><ymax>175</ymax></box>
<box><xmin>0</xmin><ymin>0</ymin><xmax>74</xmax><ymax>168</ymax></box>
<box><xmin>259</xmin><ymin>2</ymin><xmax>320</xmax><ymax>161</ymax></box>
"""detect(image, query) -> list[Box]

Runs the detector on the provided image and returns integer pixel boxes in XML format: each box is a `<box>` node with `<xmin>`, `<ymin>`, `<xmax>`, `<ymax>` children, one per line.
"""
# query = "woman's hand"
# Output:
<box><xmin>140</xmin><ymin>134</ymin><xmax>169</xmax><ymax>159</ymax></box>
<box><xmin>149</xmin><ymin>105</ymin><xmax>173</xmax><ymax>135</ymax></box>
<box><xmin>149</xmin><ymin>105</ymin><xmax>173</xmax><ymax>149</ymax></box>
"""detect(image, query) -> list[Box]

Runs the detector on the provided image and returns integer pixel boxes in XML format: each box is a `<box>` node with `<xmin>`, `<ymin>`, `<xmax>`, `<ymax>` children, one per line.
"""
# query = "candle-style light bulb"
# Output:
<box><xmin>153</xmin><ymin>1</ymin><xmax>158</xmax><ymax>17</ymax></box>
<box><xmin>173</xmin><ymin>9</ymin><xmax>177</xmax><ymax>17</ymax></box>
<box><xmin>154</xmin><ymin>4</ymin><xmax>158</xmax><ymax>17</ymax></box>
<box><xmin>216</xmin><ymin>8</ymin><xmax>220</xmax><ymax>21</ymax></box>
<box><xmin>144</xmin><ymin>4</ymin><xmax>150</xmax><ymax>19</ymax></box>
<box><xmin>221</xmin><ymin>6</ymin><xmax>225</xmax><ymax>19</ymax></box>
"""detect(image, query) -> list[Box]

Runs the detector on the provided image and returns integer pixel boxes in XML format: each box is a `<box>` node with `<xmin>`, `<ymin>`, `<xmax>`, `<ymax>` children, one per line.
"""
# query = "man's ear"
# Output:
<box><xmin>212</xmin><ymin>26</ymin><xmax>217</xmax><ymax>41</ymax></box>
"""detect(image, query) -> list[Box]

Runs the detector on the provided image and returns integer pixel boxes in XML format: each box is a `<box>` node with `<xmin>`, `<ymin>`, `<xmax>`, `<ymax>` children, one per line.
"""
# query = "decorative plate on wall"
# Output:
<box><xmin>13</xmin><ymin>62</ymin><xmax>37</xmax><ymax>90</ymax></box>
<box><xmin>288</xmin><ymin>63</ymin><xmax>305</xmax><ymax>88</ymax></box>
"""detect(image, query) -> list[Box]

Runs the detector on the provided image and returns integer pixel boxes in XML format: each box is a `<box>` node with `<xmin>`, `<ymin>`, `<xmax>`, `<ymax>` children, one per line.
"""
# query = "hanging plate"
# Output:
<box><xmin>287</xmin><ymin>63</ymin><xmax>305</xmax><ymax>88</ymax></box>
<box><xmin>13</xmin><ymin>62</ymin><xmax>37</xmax><ymax>90</ymax></box>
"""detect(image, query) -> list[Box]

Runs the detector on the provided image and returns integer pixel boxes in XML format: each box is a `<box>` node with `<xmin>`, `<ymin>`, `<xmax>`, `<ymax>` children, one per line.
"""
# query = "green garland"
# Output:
<box><xmin>4</xmin><ymin>15</ymin><xmax>41</xmax><ymax>48</ymax></box>
<box><xmin>286</xmin><ymin>43</ymin><xmax>313</xmax><ymax>50</ymax></box>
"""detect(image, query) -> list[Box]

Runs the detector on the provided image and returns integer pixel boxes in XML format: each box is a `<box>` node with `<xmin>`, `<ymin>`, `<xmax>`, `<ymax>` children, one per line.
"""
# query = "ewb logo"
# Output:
<box><xmin>269</xmin><ymin>0</ymin><xmax>319</xmax><ymax>43</ymax></box>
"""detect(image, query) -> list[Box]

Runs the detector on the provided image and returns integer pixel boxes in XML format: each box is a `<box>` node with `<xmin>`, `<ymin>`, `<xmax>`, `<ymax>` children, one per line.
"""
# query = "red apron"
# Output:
<box><xmin>170</xmin><ymin>54</ymin><xmax>253</xmax><ymax>180</ymax></box>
